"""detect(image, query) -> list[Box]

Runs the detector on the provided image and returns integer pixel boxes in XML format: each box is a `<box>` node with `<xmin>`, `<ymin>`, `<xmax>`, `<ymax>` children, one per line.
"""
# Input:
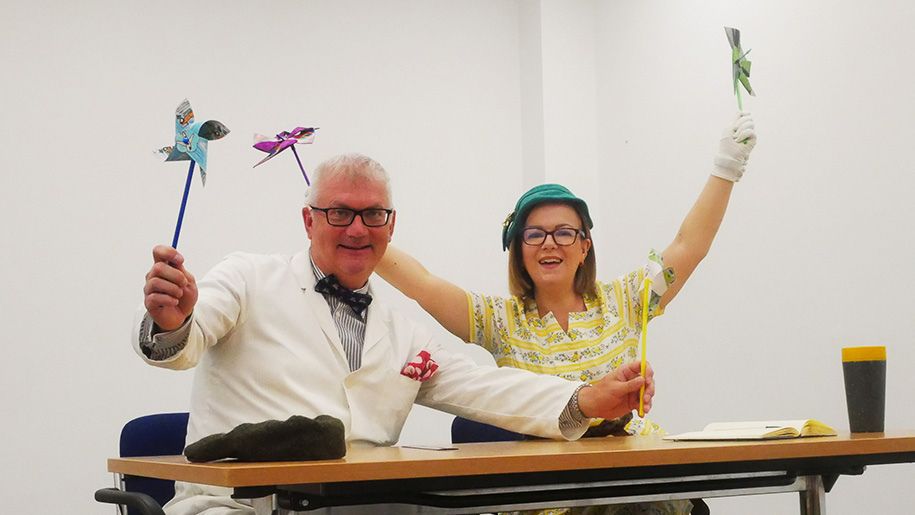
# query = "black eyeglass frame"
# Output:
<box><xmin>521</xmin><ymin>227</ymin><xmax>587</xmax><ymax>246</ymax></box>
<box><xmin>309</xmin><ymin>206</ymin><xmax>394</xmax><ymax>227</ymax></box>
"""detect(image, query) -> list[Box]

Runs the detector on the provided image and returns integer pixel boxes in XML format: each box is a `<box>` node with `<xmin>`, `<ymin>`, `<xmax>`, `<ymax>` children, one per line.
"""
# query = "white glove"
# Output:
<box><xmin>712</xmin><ymin>112</ymin><xmax>757</xmax><ymax>182</ymax></box>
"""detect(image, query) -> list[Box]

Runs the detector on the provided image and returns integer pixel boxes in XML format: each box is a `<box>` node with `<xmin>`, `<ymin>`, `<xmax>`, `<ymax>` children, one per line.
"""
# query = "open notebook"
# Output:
<box><xmin>663</xmin><ymin>419</ymin><xmax>837</xmax><ymax>441</ymax></box>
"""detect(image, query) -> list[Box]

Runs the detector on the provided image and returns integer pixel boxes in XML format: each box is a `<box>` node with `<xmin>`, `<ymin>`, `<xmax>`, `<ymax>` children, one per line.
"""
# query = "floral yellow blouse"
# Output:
<box><xmin>466</xmin><ymin>254</ymin><xmax>691</xmax><ymax>515</ymax></box>
<box><xmin>466</xmin><ymin>253</ymin><xmax>673</xmax><ymax>437</ymax></box>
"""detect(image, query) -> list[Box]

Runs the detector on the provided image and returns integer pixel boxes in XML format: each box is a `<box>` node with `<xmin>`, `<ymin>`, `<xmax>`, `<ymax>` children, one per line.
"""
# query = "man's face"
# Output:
<box><xmin>303</xmin><ymin>174</ymin><xmax>395</xmax><ymax>289</ymax></box>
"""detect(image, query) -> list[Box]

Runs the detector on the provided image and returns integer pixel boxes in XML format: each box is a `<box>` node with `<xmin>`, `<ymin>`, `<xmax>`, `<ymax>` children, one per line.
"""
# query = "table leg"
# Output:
<box><xmin>251</xmin><ymin>495</ymin><xmax>275</xmax><ymax>515</ymax></box>
<box><xmin>799</xmin><ymin>475</ymin><xmax>826</xmax><ymax>515</ymax></box>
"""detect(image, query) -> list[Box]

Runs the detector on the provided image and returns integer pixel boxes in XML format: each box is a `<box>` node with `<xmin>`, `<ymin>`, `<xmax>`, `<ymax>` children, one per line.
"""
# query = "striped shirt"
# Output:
<box><xmin>309</xmin><ymin>258</ymin><xmax>368</xmax><ymax>372</ymax></box>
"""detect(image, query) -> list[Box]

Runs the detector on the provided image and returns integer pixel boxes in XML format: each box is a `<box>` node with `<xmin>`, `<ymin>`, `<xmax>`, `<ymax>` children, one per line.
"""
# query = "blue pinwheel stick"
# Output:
<box><xmin>172</xmin><ymin>160</ymin><xmax>196</xmax><ymax>248</ymax></box>
<box><xmin>155</xmin><ymin>99</ymin><xmax>230</xmax><ymax>248</ymax></box>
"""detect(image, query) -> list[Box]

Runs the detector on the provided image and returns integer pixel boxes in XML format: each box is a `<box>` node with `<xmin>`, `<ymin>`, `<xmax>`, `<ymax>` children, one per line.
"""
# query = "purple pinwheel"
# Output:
<box><xmin>253</xmin><ymin>127</ymin><xmax>318</xmax><ymax>185</ymax></box>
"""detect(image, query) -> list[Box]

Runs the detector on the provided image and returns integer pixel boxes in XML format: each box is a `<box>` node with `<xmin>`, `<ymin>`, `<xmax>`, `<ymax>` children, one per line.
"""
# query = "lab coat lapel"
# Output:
<box><xmin>362</xmin><ymin>279</ymin><xmax>388</xmax><ymax>357</ymax></box>
<box><xmin>290</xmin><ymin>251</ymin><xmax>348</xmax><ymax>364</ymax></box>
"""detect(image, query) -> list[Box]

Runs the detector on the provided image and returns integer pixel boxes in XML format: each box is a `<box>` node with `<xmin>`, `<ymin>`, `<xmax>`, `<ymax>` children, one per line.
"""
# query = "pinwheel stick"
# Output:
<box><xmin>172</xmin><ymin>160</ymin><xmax>196</xmax><ymax>249</ymax></box>
<box><xmin>639</xmin><ymin>276</ymin><xmax>652</xmax><ymax>417</ymax></box>
<box><xmin>290</xmin><ymin>145</ymin><xmax>311</xmax><ymax>186</ymax></box>
<box><xmin>736</xmin><ymin>86</ymin><xmax>744</xmax><ymax>111</ymax></box>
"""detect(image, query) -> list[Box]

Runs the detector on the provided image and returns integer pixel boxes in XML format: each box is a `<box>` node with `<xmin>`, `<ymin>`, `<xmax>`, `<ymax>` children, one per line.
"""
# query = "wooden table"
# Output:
<box><xmin>108</xmin><ymin>431</ymin><xmax>915</xmax><ymax>514</ymax></box>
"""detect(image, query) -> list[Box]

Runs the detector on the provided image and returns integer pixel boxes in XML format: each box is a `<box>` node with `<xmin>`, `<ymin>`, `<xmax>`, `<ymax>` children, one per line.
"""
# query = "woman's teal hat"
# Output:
<box><xmin>501</xmin><ymin>183</ymin><xmax>593</xmax><ymax>250</ymax></box>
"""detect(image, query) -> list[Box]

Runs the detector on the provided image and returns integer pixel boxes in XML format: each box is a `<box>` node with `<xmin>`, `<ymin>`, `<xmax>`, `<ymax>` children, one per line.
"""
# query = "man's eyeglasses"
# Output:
<box><xmin>521</xmin><ymin>227</ymin><xmax>586</xmax><ymax>246</ymax></box>
<box><xmin>309</xmin><ymin>206</ymin><xmax>393</xmax><ymax>227</ymax></box>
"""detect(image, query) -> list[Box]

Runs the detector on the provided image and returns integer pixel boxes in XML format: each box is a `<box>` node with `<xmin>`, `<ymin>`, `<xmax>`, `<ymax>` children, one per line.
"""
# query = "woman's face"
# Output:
<box><xmin>520</xmin><ymin>203</ymin><xmax>591</xmax><ymax>293</ymax></box>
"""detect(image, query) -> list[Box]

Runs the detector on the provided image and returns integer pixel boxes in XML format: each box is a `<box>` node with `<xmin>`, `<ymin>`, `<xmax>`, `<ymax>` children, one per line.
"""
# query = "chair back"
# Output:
<box><xmin>450</xmin><ymin>416</ymin><xmax>524</xmax><ymax>443</ymax></box>
<box><xmin>119</xmin><ymin>412</ymin><xmax>189</xmax><ymax>512</ymax></box>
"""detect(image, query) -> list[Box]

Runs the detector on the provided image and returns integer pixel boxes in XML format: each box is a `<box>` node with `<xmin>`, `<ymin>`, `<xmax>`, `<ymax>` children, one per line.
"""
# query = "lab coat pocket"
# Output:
<box><xmin>344</xmin><ymin>367</ymin><xmax>422</xmax><ymax>445</ymax></box>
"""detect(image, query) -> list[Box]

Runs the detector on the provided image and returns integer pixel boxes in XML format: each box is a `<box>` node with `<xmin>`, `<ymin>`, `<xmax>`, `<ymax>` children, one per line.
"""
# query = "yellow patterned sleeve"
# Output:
<box><xmin>465</xmin><ymin>291</ymin><xmax>475</xmax><ymax>345</ymax></box>
<box><xmin>618</xmin><ymin>250</ymin><xmax>675</xmax><ymax>329</ymax></box>
<box><xmin>467</xmin><ymin>291</ymin><xmax>495</xmax><ymax>352</ymax></box>
<box><xmin>466</xmin><ymin>291</ymin><xmax>511</xmax><ymax>355</ymax></box>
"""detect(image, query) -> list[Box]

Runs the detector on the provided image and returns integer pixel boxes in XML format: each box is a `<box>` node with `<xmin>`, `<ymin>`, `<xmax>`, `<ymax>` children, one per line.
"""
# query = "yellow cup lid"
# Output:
<box><xmin>842</xmin><ymin>346</ymin><xmax>886</xmax><ymax>362</ymax></box>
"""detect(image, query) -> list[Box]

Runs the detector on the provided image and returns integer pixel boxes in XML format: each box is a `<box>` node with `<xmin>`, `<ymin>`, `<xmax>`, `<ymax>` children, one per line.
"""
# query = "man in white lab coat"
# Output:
<box><xmin>136</xmin><ymin>153</ymin><xmax>654</xmax><ymax>514</ymax></box>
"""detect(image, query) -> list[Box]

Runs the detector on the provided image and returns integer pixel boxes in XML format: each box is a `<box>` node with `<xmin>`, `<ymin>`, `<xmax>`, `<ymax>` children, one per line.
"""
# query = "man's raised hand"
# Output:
<box><xmin>143</xmin><ymin>245</ymin><xmax>198</xmax><ymax>331</ymax></box>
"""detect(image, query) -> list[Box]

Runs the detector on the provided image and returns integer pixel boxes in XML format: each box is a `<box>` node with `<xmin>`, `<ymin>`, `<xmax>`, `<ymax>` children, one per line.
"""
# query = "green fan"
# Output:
<box><xmin>725</xmin><ymin>26</ymin><xmax>755</xmax><ymax>110</ymax></box>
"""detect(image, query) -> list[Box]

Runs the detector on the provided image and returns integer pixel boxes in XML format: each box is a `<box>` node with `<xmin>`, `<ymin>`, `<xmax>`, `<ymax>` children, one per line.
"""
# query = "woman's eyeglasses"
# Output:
<box><xmin>521</xmin><ymin>227</ymin><xmax>585</xmax><ymax>246</ymax></box>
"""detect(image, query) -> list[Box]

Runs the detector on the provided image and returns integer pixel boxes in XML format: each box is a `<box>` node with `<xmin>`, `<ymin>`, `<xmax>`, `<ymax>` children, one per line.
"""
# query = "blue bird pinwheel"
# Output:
<box><xmin>157</xmin><ymin>99</ymin><xmax>230</xmax><ymax>186</ymax></box>
<box><xmin>155</xmin><ymin>99</ymin><xmax>230</xmax><ymax>248</ymax></box>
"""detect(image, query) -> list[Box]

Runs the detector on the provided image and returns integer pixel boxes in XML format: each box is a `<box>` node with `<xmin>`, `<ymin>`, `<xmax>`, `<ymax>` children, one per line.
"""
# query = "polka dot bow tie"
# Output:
<box><xmin>314</xmin><ymin>274</ymin><xmax>373</xmax><ymax>316</ymax></box>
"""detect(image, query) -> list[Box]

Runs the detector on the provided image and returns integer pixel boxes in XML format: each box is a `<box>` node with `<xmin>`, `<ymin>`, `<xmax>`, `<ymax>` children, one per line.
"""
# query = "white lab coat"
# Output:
<box><xmin>133</xmin><ymin>250</ymin><xmax>586</xmax><ymax>514</ymax></box>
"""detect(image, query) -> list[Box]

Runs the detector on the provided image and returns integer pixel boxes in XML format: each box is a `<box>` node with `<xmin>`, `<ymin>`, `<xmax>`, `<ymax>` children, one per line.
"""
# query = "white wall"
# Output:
<box><xmin>1</xmin><ymin>1</ymin><xmax>912</xmax><ymax>514</ymax></box>
<box><xmin>1</xmin><ymin>1</ymin><xmax>519</xmax><ymax>512</ymax></box>
<box><xmin>590</xmin><ymin>1</ymin><xmax>915</xmax><ymax>513</ymax></box>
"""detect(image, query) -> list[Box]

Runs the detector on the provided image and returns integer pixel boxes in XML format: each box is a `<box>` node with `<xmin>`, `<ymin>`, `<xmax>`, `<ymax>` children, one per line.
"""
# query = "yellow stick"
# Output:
<box><xmin>639</xmin><ymin>276</ymin><xmax>651</xmax><ymax>417</ymax></box>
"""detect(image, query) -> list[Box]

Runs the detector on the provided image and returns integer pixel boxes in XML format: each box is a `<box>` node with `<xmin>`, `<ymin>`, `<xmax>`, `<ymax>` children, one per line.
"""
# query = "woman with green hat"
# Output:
<box><xmin>376</xmin><ymin>113</ymin><xmax>756</xmax><ymax>514</ymax></box>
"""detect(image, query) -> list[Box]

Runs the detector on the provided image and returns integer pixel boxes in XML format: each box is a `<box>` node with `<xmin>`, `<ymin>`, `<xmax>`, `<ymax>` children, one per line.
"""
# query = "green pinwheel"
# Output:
<box><xmin>725</xmin><ymin>26</ymin><xmax>755</xmax><ymax>110</ymax></box>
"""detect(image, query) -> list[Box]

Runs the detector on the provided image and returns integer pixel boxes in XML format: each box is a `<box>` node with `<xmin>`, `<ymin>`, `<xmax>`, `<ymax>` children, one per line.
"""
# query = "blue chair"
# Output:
<box><xmin>451</xmin><ymin>416</ymin><xmax>524</xmax><ymax>443</ymax></box>
<box><xmin>96</xmin><ymin>412</ymin><xmax>190</xmax><ymax>515</ymax></box>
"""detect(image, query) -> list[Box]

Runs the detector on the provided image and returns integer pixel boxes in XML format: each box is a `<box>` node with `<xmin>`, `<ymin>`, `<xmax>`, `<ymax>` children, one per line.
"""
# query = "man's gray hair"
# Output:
<box><xmin>305</xmin><ymin>153</ymin><xmax>393</xmax><ymax>206</ymax></box>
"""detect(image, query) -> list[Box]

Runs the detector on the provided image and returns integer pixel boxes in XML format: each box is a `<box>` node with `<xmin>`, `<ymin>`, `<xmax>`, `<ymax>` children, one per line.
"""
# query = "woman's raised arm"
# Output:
<box><xmin>660</xmin><ymin>113</ymin><xmax>756</xmax><ymax>309</ymax></box>
<box><xmin>376</xmin><ymin>245</ymin><xmax>472</xmax><ymax>341</ymax></box>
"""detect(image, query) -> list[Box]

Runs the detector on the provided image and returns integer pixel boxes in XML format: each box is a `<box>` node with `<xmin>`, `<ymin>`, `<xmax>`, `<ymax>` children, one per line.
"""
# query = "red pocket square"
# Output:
<box><xmin>401</xmin><ymin>350</ymin><xmax>439</xmax><ymax>382</ymax></box>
